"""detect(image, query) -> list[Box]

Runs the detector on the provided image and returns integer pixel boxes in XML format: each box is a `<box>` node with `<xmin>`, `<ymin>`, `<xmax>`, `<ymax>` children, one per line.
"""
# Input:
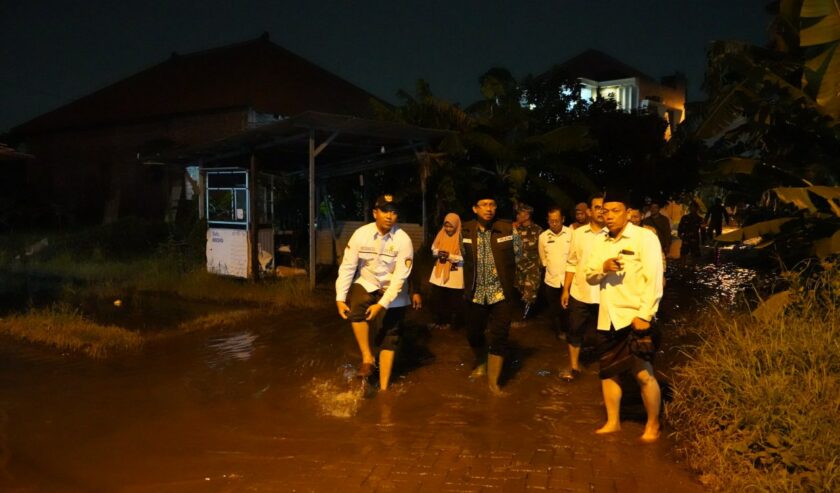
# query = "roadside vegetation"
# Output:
<box><xmin>0</xmin><ymin>217</ymin><xmax>319</xmax><ymax>308</ymax></box>
<box><xmin>669</xmin><ymin>262</ymin><xmax>840</xmax><ymax>492</ymax></box>
<box><xmin>0</xmin><ymin>218</ymin><xmax>321</xmax><ymax>357</ymax></box>
<box><xmin>0</xmin><ymin>303</ymin><xmax>143</xmax><ymax>358</ymax></box>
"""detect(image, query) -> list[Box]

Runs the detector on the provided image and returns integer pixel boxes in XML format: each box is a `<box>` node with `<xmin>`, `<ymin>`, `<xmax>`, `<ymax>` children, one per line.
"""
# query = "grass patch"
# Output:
<box><xmin>1</xmin><ymin>219</ymin><xmax>321</xmax><ymax>308</ymax></box>
<box><xmin>0</xmin><ymin>303</ymin><xmax>143</xmax><ymax>358</ymax></box>
<box><xmin>668</xmin><ymin>262</ymin><xmax>840</xmax><ymax>492</ymax></box>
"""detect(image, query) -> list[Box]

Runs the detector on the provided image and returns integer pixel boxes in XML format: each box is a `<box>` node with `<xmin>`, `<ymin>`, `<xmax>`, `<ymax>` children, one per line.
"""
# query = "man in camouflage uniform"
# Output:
<box><xmin>513</xmin><ymin>203</ymin><xmax>543</xmax><ymax>320</ymax></box>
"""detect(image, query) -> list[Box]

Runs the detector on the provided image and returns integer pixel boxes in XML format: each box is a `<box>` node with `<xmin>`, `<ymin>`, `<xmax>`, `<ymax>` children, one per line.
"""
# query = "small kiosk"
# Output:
<box><xmin>204</xmin><ymin>167</ymin><xmax>275</xmax><ymax>279</ymax></box>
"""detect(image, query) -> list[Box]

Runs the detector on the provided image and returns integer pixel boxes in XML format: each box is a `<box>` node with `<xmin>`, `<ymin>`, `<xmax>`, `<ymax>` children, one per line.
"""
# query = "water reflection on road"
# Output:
<box><xmin>0</xmin><ymin>260</ymin><xmax>761</xmax><ymax>492</ymax></box>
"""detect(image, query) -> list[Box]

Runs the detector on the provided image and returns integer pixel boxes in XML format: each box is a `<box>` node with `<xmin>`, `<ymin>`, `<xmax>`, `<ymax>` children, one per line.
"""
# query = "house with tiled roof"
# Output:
<box><xmin>9</xmin><ymin>33</ymin><xmax>384</xmax><ymax>224</ymax></box>
<box><xmin>537</xmin><ymin>49</ymin><xmax>687</xmax><ymax>138</ymax></box>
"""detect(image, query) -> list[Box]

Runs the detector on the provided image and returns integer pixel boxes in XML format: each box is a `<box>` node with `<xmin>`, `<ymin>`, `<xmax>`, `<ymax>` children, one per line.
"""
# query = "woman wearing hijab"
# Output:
<box><xmin>429</xmin><ymin>213</ymin><xmax>464</xmax><ymax>329</ymax></box>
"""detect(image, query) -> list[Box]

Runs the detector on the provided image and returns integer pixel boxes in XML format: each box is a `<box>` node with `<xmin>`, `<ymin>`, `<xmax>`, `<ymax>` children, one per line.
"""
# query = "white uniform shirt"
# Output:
<box><xmin>335</xmin><ymin>222</ymin><xmax>414</xmax><ymax>308</ymax></box>
<box><xmin>565</xmin><ymin>223</ymin><xmax>606</xmax><ymax>304</ymax></box>
<box><xmin>538</xmin><ymin>226</ymin><xmax>572</xmax><ymax>288</ymax></box>
<box><xmin>584</xmin><ymin>222</ymin><xmax>664</xmax><ymax>330</ymax></box>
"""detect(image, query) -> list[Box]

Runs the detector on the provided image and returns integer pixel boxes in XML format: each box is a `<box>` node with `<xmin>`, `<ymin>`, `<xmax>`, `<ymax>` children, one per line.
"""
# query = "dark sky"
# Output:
<box><xmin>1</xmin><ymin>0</ymin><xmax>770</xmax><ymax>133</ymax></box>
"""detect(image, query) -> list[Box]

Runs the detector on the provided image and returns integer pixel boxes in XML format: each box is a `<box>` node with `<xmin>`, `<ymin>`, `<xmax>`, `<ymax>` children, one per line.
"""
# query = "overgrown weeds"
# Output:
<box><xmin>0</xmin><ymin>303</ymin><xmax>143</xmax><ymax>358</ymax></box>
<box><xmin>669</xmin><ymin>261</ymin><xmax>840</xmax><ymax>492</ymax></box>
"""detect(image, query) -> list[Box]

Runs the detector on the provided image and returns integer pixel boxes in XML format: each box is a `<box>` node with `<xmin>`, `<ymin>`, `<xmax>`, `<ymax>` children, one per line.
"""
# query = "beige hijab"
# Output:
<box><xmin>432</xmin><ymin>213</ymin><xmax>461</xmax><ymax>284</ymax></box>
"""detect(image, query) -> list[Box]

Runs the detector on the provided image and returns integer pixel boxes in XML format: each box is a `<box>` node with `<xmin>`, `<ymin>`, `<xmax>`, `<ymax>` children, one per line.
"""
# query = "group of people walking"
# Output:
<box><xmin>335</xmin><ymin>189</ymin><xmax>666</xmax><ymax>441</ymax></box>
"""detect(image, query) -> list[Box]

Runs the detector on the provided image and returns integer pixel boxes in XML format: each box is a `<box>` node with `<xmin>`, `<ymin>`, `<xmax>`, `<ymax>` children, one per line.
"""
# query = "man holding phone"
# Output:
<box><xmin>585</xmin><ymin>190</ymin><xmax>664</xmax><ymax>441</ymax></box>
<box><xmin>335</xmin><ymin>194</ymin><xmax>414</xmax><ymax>391</ymax></box>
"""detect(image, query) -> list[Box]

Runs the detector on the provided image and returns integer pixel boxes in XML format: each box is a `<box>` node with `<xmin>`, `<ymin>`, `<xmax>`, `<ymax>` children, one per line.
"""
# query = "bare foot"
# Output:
<box><xmin>640</xmin><ymin>426</ymin><xmax>660</xmax><ymax>442</ymax></box>
<box><xmin>469</xmin><ymin>363</ymin><xmax>487</xmax><ymax>379</ymax></box>
<box><xmin>488</xmin><ymin>383</ymin><xmax>508</xmax><ymax>397</ymax></box>
<box><xmin>595</xmin><ymin>422</ymin><xmax>621</xmax><ymax>434</ymax></box>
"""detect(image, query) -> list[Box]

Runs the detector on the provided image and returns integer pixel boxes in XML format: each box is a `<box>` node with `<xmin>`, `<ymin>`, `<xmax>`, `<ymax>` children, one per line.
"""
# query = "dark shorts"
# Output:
<box><xmin>596</xmin><ymin>325</ymin><xmax>661</xmax><ymax>379</ymax></box>
<box><xmin>346</xmin><ymin>283</ymin><xmax>405</xmax><ymax>351</ymax></box>
<box><xmin>567</xmin><ymin>296</ymin><xmax>598</xmax><ymax>346</ymax></box>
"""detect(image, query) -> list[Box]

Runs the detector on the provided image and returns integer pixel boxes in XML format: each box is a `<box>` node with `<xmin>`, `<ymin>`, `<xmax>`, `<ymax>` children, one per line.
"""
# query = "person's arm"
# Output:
<box><xmin>538</xmin><ymin>234</ymin><xmax>548</xmax><ymax>268</ymax></box>
<box><xmin>584</xmin><ymin>241</ymin><xmax>610</xmax><ymax>285</ymax></box>
<box><xmin>636</xmin><ymin>231</ymin><xmax>664</xmax><ymax>325</ymax></box>
<box><xmin>377</xmin><ymin>235</ymin><xmax>414</xmax><ymax>309</ymax></box>
<box><xmin>335</xmin><ymin>230</ymin><xmax>361</xmax><ymax>318</ymax></box>
<box><xmin>513</xmin><ymin>230</ymin><xmax>523</xmax><ymax>263</ymax></box>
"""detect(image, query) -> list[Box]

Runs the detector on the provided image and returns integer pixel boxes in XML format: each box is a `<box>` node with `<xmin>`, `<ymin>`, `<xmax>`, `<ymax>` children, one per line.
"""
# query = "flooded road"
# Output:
<box><xmin>0</xmin><ymin>261</ymin><xmax>759</xmax><ymax>492</ymax></box>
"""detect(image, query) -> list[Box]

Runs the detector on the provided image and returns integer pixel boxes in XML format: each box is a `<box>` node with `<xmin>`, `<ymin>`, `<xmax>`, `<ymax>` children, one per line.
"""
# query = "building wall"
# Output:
<box><xmin>317</xmin><ymin>220</ymin><xmax>425</xmax><ymax>265</ymax></box>
<box><xmin>20</xmin><ymin>108</ymin><xmax>249</xmax><ymax>224</ymax></box>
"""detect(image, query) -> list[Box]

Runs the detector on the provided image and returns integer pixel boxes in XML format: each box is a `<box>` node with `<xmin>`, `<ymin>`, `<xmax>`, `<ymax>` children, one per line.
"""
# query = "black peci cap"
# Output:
<box><xmin>373</xmin><ymin>194</ymin><xmax>399</xmax><ymax>212</ymax></box>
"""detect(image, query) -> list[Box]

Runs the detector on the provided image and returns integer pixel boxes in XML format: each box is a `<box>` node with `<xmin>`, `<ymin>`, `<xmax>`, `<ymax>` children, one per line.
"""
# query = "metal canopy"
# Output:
<box><xmin>143</xmin><ymin>111</ymin><xmax>450</xmax><ymax>289</ymax></box>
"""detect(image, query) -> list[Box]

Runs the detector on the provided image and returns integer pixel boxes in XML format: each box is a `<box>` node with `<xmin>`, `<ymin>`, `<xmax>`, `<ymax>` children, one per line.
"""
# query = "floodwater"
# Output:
<box><xmin>0</xmin><ymin>259</ymin><xmax>760</xmax><ymax>492</ymax></box>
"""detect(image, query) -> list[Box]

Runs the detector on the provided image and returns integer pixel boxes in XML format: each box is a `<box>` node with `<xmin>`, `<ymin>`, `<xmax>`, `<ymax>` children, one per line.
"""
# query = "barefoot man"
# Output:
<box><xmin>335</xmin><ymin>194</ymin><xmax>413</xmax><ymax>391</ymax></box>
<box><xmin>585</xmin><ymin>190</ymin><xmax>664</xmax><ymax>441</ymax></box>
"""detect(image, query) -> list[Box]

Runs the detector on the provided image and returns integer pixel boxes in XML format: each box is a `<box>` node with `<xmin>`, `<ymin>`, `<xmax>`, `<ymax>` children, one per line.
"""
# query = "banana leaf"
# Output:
<box><xmin>770</xmin><ymin>186</ymin><xmax>840</xmax><ymax>216</ymax></box>
<box><xmin>814</xmin><ymin>228</ymin><xmax>840</xmax><ymax>257</ymax></box>
<box><xmin>715</xmin><ymin>217</ymin><xmax>797</xmax><ymax>242</ymax></box>
<box><xmin>710</xmin><ymin>157</ymin><xmax>760</xmax><ymax>176</ymax></box>
<box><xmin>800</xmin><ymin>0</ymin><xmax>840</xmax><ymax>118</ymax></box>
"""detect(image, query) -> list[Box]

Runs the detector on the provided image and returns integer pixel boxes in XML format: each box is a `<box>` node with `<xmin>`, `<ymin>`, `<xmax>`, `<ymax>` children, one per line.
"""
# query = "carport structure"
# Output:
<box><xmin>145</xmin><ymin>111</ymin><xmax>450</xmax><ymax>288</ymax></box>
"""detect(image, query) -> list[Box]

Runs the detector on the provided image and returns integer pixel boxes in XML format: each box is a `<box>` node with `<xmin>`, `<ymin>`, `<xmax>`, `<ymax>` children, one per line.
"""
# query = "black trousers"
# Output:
<box><xmin>465</xmin><ymin>299</ymin><xmax>512</xmax><ymax>356</ymax></box>
<box><xmin>543</xmin><ymin>284</ymin><xmax>566</xmax><ymax>335</ymax></box>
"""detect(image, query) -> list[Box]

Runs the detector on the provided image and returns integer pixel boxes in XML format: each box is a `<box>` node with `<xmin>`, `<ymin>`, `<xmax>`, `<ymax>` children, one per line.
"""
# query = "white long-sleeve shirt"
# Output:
<box><xmin>539</xmin><ymin>226</ymin><xmax>572</xmax><ymax>288</ymax></box>
<box><xmin>335</xmin><ymin>222</ymin><xmax>414</xmax><ymax>308</ymax></box>
<box><xmin>565</xmin><ymin>223</ymin><xmax>606</xmax><ymax>304</ymax></box>
<box><xmin>584</xmin><ymin>222</ymin><xmax>663</xmax><ymax>330</ymax></box>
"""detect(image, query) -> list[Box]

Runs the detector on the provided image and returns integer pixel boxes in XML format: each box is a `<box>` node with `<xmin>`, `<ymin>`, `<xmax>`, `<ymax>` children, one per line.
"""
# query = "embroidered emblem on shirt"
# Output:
<box><xmin>497</xmin><ymin>235</ymin><xmax>513</xmax><ymax>243</ymax></box>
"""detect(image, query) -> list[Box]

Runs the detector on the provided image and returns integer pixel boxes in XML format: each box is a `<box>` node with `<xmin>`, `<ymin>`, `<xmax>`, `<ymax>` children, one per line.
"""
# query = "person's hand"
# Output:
<box><xmin>336</xmin><ymin>301</ymin><xmax>350</xmax><ymax>320</ymax></box>
<box><xmin>603</xmin><ymin>257</ymin><xmax>622</xmax><ymax>272</ymax></box>
<box><xmin>560</xmin><ymin>290</ymin><xmax>570</xmax><ymax>309</ymax></box>
<box><xmin>438</xmin><ymin>250</ymin><xmax>449</xmax><ymax>261</ymax></box>
<box><xmin>631</xmin><ymin>317</ymin><xmax>651</xmax><ymax>331</ymax></box>
<box><xmin>411</xmin><ymin>293</ymin><xmax>422</xmax><ymax>310</ymax></box>
<box><xmin>365</xmin><ymin>303</ymin><xmax>385</xmax><ymax>321</ymax></box>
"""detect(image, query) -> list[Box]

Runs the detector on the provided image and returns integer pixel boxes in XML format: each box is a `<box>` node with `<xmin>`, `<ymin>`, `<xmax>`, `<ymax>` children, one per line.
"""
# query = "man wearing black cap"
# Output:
<box><xmin>335</xmin><ymin>194</ymin><xmax>414</xmax><ymax>391</ymax></box>
<box><xmin>585</xmin><ymin>189</ymin><xmax>664</xmax><ymax>442</ymax></box>
<box><xmin>461</xmin><ymin>190</ymin><xmax>521</xmax><ymax>395</ymax></box>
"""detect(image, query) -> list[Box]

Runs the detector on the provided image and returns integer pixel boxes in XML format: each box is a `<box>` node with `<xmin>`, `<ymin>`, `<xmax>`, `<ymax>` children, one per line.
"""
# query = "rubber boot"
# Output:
<box><xmin>487</xmin><ymin>354</ymin><xmax>506</xmax><ymax>396</ymax></box>
<box><xmin>470</xmin><ymin>348</ymin><xmax>487</xmax><ymax>378</ymax></box>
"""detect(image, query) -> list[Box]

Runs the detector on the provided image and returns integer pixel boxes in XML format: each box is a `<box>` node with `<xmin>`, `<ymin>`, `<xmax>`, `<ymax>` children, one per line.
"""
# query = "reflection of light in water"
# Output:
<box><xmin>309</xmin><ymin>379</ymin><xmax>364</xmax><ymax>418</ymax></box>
<box><xmin>667</xmin><ymin>262</ymin><xmax>757</xmax><ymax>307</ymax></box>
<box><xmin>206</xmin><ymin>331</ymin><xmax>257</xmax><ymax>367</ymax></box>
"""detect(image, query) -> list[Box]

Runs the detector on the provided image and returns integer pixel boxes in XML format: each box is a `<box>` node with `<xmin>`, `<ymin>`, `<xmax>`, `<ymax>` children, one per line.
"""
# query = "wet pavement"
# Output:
<box><xmin>0</xmin><ymin>261</ymin><xmax>758</xmax><ymax>492</ymax></box>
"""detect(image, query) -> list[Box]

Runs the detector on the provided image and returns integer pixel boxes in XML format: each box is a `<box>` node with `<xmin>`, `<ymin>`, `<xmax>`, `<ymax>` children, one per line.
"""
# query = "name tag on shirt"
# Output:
<box><xmin>497</xmin><ymin>235</ymin><xmax>513</xmax><ymax>243</ymax></box>
<box><xmin>547</xmin><ymin>240</ymin><xmax>555</xmax><ymax>244</ymax></box>
<box><xmin>463</xmin><ymin>238</ymin><xmax>473</xmax><ymax>244</ymax></box>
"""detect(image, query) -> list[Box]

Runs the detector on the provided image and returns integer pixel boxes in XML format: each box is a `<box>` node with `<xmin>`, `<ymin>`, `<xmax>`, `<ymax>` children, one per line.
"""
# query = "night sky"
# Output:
<box><xmin>1</xmin><ymin>0</ymin><xmax>770</xmax><ymax>133</ymax></box>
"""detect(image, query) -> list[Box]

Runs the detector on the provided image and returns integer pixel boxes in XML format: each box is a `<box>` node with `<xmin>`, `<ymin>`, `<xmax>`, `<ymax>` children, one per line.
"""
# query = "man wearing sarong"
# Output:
<box><xmin>585</xmin><ymin>190</ymin><xmax>664</xmax><ymax>442</ymax></box>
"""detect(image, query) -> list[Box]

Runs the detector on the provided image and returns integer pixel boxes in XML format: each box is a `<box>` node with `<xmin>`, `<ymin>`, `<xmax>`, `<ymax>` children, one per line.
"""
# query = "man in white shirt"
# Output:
<box><xmin>560</xmin><ymin>194</ymin><xmax>606</xmax><ymax>381</ymax></box>
<box><xmin>584</xmin><ymin>190</ymin><xmax>664</xmax><ymax>442</ymax></box>
<box><xmin>335</xmin><ymin>194</ymin><xmax>414</xmax><ymax>391</ymax></box>
<box><xmin>538</xmin><ymin>206</ymin><xmax>572</xmax><ymax>339</ymax></box>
